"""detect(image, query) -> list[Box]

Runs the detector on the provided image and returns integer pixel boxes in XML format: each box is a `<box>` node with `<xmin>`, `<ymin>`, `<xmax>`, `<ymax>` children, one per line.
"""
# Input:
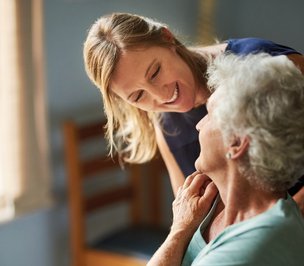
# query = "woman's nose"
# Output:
<box><xmin>150</xmin><ymin>84</ymin><xmax>175</xmax><ymax>103</ymax></box>
<box><xmin>148</xmin><ymin>84</ymin><xmax>169</xmax><ymax>102</ymax></box>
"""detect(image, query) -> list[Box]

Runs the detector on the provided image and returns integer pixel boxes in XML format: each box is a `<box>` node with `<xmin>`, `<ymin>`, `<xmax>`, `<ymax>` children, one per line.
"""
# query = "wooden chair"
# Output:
<box><xmin>63</xmin><ymin>119</ymin><xmax>169</xmax><ymax>266</ymax></box>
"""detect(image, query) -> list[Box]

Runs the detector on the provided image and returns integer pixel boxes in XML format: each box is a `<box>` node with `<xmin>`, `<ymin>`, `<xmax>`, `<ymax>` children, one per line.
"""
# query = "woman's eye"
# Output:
<box><xmin>151</xmin><ymin>66</ymin><xmax>160</xmax><ymax>80</ymax></box>
<box><xmin>134</xmin><ymin>90</ymin><xmax>144</xmax><ymax>102</ymax></box>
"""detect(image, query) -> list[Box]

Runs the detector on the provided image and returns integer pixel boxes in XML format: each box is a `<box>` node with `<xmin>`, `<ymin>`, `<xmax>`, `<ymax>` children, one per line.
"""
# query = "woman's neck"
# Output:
<box><xmin>216</xmin><ymin>169</ymin><xmax>285</xmax><ymax>226</ymax></box>
<box><xmin>203</xmin><ymin>169</ymin><xmax>285</xmax><ymax>243</ymax></box>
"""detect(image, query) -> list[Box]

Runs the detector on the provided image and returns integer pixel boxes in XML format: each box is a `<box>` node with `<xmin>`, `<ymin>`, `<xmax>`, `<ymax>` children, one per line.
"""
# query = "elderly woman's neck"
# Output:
<box><xmin>215</xmin><ymin>171</ymin><xmax>286</xmax><ymax>226</ymax></box>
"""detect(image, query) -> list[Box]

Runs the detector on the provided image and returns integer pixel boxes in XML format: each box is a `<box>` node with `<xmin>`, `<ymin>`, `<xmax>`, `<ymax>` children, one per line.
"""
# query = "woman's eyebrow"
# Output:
<box><xmin>145</xmin><ymin>59</ymin><xmax>157</xmax><ymax>78</ymax></box>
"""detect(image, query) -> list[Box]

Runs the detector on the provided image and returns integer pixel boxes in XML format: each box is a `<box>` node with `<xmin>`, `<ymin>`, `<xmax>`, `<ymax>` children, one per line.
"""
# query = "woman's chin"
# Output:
<box><xmin>175</xmin><ymin>102</ymin><xmax>195</xmax><ymax>112</ymax></box>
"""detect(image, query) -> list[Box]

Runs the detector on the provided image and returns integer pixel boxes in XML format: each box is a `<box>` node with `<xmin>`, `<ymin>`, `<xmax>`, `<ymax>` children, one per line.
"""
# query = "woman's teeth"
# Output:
<box><xmin>166</xmin><ymin>84</ymin><xmax>179</xmax><ymax>104</ymax></box>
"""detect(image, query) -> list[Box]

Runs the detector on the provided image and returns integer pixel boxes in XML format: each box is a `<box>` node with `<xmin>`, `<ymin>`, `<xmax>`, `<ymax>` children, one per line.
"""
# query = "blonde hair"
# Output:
<box><xmin>83</xmin><ymin>13</ymin><xmax>208</xmax><ymax>163</ymax></box>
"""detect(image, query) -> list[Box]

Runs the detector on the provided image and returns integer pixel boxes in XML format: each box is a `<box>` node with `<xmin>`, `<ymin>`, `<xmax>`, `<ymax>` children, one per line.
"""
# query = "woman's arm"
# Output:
<box><xmin>155</xmin><ymin>125</ymin><xmax>185</xmax><ymax>196</ymax></box>
<box><xmin>147</xmin><ymin>173</ymin><xmax>218</xmax><ymax>266</ymax></box>
<box><xmin>146</xmin><ymin>229</ymin><xmax>191</xmax><ymax>266</ymax></box>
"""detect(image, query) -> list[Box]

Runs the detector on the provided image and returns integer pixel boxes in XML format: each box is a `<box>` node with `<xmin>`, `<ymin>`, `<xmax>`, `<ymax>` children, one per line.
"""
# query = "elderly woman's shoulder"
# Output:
<box><xmin>193</xmin><ymin>197</ymin><xmax>304</xmax><ymax>266</ymax></box>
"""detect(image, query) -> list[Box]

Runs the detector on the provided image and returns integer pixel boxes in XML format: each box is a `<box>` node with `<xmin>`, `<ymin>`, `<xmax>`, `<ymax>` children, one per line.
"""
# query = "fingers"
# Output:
<box><xmin>199</xmin><ymin>181</ymin><xmax>218</xmax><ymax>206</ymax></box>
<box><xmin>177</xmin><ymin>171</ymin><xmax>214</xmax><ymax>199</ymax></box>
<box><xmin>187</xmin><ymin>173</ymin><xmax>212</xmax><ymax>195</ymax></box>
<box><xmin>182</xmin><ymin>171</ymin><xmax>200</xmax><ymax>189</ymax></box>
<box><xmin>199</xmin><ymin>179</ymin><xmax>211</xmax><ymax>196</ymax></box>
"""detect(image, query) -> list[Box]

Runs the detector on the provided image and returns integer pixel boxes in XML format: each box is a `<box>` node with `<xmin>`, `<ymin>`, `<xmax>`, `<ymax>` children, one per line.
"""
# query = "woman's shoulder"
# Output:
<box><xmin>224</xmin><ymin>37</ymin><xmax>301</xmax><ymax>56</ymax></box>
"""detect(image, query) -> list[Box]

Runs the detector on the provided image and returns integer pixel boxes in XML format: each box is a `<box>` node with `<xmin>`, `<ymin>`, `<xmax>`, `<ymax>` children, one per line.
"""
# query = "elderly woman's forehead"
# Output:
<box><xmin>207</xmin><ymin>90</ymin><xmax>222</xmax><ymax>108</ymax></box>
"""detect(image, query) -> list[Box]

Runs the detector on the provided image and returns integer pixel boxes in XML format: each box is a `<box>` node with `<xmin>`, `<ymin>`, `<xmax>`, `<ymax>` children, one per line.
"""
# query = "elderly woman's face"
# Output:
<box><xmin>110</xmin><ymin>46</ymin><xmax>205</xmax><ymax>112</ymax></box>
<box><xmin>195</xmin><ymin>90</ymin><xmax>227</xmax><ymax>174</ymax></box>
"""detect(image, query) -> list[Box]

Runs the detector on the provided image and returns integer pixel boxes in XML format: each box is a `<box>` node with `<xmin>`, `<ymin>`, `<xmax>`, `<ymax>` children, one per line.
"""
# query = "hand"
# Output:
<box><xmin>147</xmin><ymin>172</ymin><xmax>218</xmax><ymax>266</ymax></box>
<box><xmin>171</xmin><ymin>171</ymin><xmax>218</xmax><ymax>235</ymax></box>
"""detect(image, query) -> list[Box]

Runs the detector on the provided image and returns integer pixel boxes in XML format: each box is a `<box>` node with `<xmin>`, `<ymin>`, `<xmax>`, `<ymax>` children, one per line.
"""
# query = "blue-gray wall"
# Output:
<box><xmin>215</xmin><ymin>0</ymin><xmax>304</xmax><ymax>53</ymax></box>
<box><xmin>0</xmin><ymin>1</ymin><xmax>303</xmax><ymax>266</ymax></box>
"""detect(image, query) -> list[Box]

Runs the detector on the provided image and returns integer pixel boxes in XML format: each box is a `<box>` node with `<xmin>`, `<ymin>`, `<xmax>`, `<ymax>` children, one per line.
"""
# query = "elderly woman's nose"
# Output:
<box><xmin>196</xmin><ymin>117</ymin><xmax>206</xmax><ymax>131</ymax></box>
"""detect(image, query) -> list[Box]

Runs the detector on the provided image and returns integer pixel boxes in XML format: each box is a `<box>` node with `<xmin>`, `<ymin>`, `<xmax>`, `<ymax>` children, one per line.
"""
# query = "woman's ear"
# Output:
<box><xmin>229</xmin><ymin>136</ymin><xmax>250</xmax><ymax>159</ymax></box>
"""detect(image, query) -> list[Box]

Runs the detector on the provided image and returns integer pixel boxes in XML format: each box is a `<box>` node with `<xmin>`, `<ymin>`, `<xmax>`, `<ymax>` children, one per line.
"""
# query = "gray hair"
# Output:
<box><xmin>207</xmin><ymin>53</ymin><xmax>304</xmax><ymax>192</ymax></box>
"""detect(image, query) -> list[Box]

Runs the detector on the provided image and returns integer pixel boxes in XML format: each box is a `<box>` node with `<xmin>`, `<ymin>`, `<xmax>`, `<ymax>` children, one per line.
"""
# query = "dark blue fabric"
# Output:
<box><xmin>91</xmin><ymin>225</ymin><xmax>169</xmax><ymax>260</ymax></box>
<box><xmin>162</xmin><ymin>38</ymin><xmax>302</xmax><ymax>194</ymax></box>
<box><xmin>225</xmin><ymin>38</ymin><xmax>301</xmax><ymax>56</ymax></box>
<box><xmin>162</xmin><ymin>106</ymin><xmax>207</xmax><ymax>176</ymax></box>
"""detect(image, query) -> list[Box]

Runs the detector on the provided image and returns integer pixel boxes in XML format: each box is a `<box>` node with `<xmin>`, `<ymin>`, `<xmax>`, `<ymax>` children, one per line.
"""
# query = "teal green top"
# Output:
<box><xmin>182</xmin><ymin>195</ymin><xmax>304</xmax><ymax>266</ymax></box>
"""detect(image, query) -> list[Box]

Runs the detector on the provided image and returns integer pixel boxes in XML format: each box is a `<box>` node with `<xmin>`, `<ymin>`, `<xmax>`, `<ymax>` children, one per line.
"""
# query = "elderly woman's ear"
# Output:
<box><xmin>227</xmin><ymin>136</ymin><xmax>250</xmax><ymax>160</ymax></box>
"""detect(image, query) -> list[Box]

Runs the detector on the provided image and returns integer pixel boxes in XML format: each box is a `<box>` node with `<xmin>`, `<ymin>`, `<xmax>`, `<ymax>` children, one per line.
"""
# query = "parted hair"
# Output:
<box><xmin>208</xmin><ymin>53</ymin><xmax>304</xmax><ymax>192</ymax></box>
<box><xmin>83</xmin><ymin>12</ymin><xmax>208</xmax><ymax>163</ymax></box>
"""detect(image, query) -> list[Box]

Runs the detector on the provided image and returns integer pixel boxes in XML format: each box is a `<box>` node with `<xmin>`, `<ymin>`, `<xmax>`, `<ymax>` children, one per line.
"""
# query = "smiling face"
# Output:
<box><xmin>110</xmin><ymin>46</ymin><xmax>206</xmax><ymax>112</ymax></box>
<box><xmin>195</xmin><ymin>90</ymin><xmax>227</xmax><ymax>175</ymax></box>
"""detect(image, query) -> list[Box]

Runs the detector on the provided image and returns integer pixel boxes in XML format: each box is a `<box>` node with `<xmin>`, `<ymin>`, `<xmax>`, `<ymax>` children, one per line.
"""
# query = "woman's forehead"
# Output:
<box><xmin>112</xmin><ymin>50</ymin><xmax>150</xmax><ymax>82</ymax></box>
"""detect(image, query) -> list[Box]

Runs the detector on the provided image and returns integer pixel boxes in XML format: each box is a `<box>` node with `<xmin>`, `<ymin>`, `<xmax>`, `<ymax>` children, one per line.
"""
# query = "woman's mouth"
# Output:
<box><xmin>165</xmin><ymin>83</ymin><xmax>179</xmax><ymax>104</ymax></box>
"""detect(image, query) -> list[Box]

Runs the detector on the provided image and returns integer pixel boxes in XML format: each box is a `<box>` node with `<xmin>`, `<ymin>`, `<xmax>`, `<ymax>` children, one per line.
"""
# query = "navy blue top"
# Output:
<box><xmin>162</xmin><ymin>37</ymin><xmax>303</xmax><ymax>195</ymax></box>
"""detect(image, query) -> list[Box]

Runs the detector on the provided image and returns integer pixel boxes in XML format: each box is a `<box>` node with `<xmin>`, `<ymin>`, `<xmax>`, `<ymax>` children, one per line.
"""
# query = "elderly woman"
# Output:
<box><xmin>147</xmin><ymin>53</ymin><xmax>304</xmax><ymax>266</ymax></box>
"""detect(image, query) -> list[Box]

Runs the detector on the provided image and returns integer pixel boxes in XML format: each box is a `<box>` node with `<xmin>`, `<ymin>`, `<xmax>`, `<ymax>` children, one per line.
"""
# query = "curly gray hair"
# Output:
<box><xmin>207</xmin><ymin>53</ymin><xmax>304</xmax><ymax>192</ymax></box>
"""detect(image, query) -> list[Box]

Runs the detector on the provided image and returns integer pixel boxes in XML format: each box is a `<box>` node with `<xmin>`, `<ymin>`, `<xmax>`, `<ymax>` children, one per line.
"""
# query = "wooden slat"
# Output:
<box><xmin>85</xmin><ymin>249</ymin><xmax>147</xmax><ymax>266</ymax></box>
<box><xmin>149</xmin><ymin>156</ymin><xmax>166</xmax><ymax>227</ymax></box>
<box><xmin>84</xmin><ymin>186</ymin><xmax>133</xmax><ymax>213</ymax></box>
<box><xmin>129</xmin><ymin>164</ymin><xmax>142</xmax><ymax>224</ymax></box>
<box><xmin>63</xmin><ymin>121</ymin><xmax>86</xmax><ymax>266</ymax></box>
<box><xmin>81</xmin><ymin>156</ymin><xmax>119</xmax><ymax>177</ymax></box>
<box><xmin>78</xmin><ymin>121</ymin><xmax>104</xmax><ymax>141</ymax></box>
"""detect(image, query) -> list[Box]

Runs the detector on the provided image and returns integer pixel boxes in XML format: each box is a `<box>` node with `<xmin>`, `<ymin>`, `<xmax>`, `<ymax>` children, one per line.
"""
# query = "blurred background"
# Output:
<box><xmin>0</xmin><ymin>0</ymin><xmax>303</xmax><ymax>266</ymax></box>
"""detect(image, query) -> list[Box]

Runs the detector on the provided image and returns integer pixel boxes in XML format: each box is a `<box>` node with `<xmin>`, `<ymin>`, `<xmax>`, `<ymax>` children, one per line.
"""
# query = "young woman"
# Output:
<box><xmin>83</xmin><ymin>12</ymin><xmax>304</xmax><ymax>210</ymax></box>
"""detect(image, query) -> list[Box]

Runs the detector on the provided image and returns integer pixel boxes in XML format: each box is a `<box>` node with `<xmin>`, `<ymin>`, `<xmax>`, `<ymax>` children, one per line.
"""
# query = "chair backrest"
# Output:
<box><xmin>63</xmin><ymin>119</ymin><xmax>166</xmax><ymax>266</ymax></box>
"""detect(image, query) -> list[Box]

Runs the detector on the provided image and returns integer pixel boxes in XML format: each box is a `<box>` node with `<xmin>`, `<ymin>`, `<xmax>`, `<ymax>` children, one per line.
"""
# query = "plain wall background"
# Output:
<box><xmin>0</xmin><ymin>1</ymin><xmax>303</xmax><ymax>265</ymax></box>
<box><xmin>215</xmin><ymin>0</ymin><xmax>304</xmax><ymax>52</ymax></box>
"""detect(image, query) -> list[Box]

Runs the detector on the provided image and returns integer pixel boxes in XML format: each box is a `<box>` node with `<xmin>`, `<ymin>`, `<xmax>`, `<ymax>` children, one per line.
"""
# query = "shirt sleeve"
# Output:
<box><xmin>225</xmin><ymin>38</ymin><xmax>302</xmax><ymax>56</ymax></box>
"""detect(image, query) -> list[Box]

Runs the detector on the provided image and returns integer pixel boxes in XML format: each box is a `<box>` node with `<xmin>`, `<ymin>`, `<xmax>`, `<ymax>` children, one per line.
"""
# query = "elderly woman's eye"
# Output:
<box><xmin>151</xmin><ymin>66</ymin><xmax>160</xmax><ymax>80</ymax></box>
